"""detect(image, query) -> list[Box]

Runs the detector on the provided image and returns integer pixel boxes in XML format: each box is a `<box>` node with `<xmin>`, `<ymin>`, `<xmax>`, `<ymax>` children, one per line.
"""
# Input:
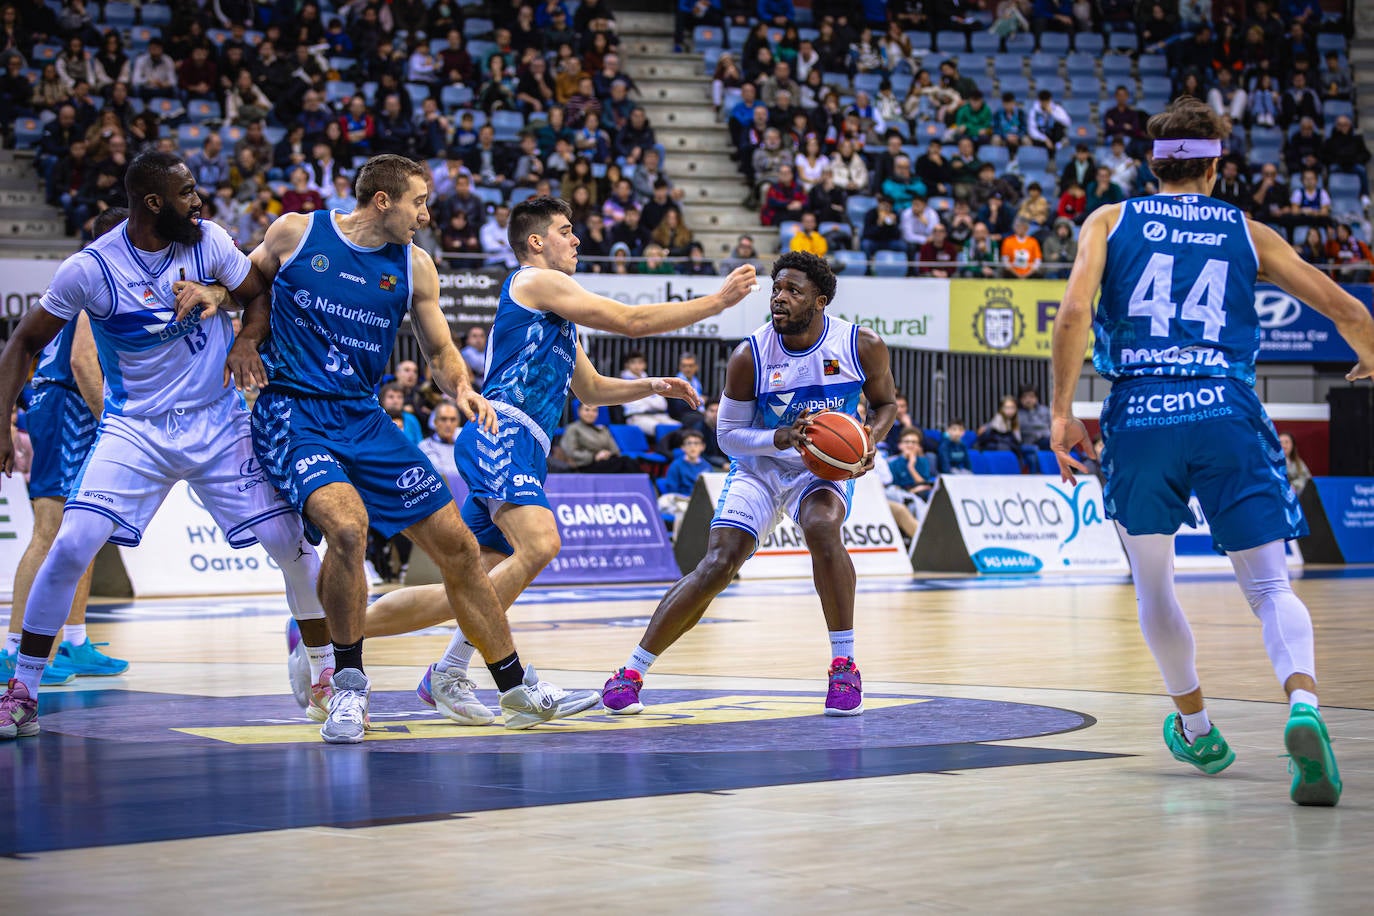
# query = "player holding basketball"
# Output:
<box><xmin>358</xmin><ymin>196</ymin><xmax>758</xmax><ymax>725</ymax></box>
<box><xmin>1050</xmin><ymin>98</ymin><xmax>1374</xmax><ymax>806</ymax></box>
<box><xmin>229</xmin><ymin>163</ymin><xmax>603</xmax><ymax>742</ymax></box>
<box><xmin>602</xmin><ymin>251</ymin><xmax>897</xmax><ymax>716</ymax></box>
<box><xmin>0</xmin><ymin>153</ymin><xmax>326</xmax><ymax>742</ymax></box>
<box><xmin>1</xmin><ymin>208</ymin><xmax>128</xmax><ymax>686</ymax></box>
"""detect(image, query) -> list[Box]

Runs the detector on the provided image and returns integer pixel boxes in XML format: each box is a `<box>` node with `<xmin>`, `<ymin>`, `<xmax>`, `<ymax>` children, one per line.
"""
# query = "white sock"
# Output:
<box><xmin>626</xmin><ymin>645</ymin><xmax>657</xmax><ymax>675</ymax></box>
<box><xmin>306</xmin><ymin>643</ymin><xmax>334</xmax><ymax>683</ymax></box>
<box><xmin>64</xmin><ymin>624</ymin><xmax>87</xmax><ymax>647</ymax></box>
<box><xmin>1181</xmin><ymin>708</ymin><xmax>1212</xmax><ymax>743</ymax></box>
<box><xmin>829</xmin><ymin>629</ymin><xmax>855</xmax><ymax>661</ymax></box>
<box><xmin>15</xmin><ymin>652</ymin><xmax>45</xmax><ymax>695</ymax></box>
<box><xmin>1290</xmin><ymin>689</ymin><xmax>1319</xmax><ymax>710</ymax></box>
<box><xmin>436</xmin><ymin>630</ymin><xmax>477</xmax><ymax>673</ymax></box>
<box><xmin>4</xmin><ymin>633</ymin><xmax>19</xmax><ymax>655</ymax></box>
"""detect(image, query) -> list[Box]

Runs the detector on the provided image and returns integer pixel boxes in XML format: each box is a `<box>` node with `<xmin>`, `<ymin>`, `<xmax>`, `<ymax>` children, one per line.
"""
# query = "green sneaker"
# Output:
<box><xmin>1163</xmin><ymin>712</ymin><xmax>1236</xmax><ymax>775</ymax></box>
<box><xmin>1284</xmin><ymin>704</ymin><xmax>1342</xmax><ymax>807</ymax></box>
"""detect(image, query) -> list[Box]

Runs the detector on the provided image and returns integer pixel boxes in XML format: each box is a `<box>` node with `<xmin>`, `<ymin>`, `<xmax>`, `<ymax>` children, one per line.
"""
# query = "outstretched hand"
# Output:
<box><xmin>717</xmin><ymin>264</ymin><xmax>759</xmax><ymax>310</ymax></box>
<box><xmin>1050</xmin><ymin>415</ymin><xmax>1096</xmax><ymax>484</ymax></box>
<box><xmin>172</xmin><ymin>280</ymin><xmax>230</xmax><ymax>323</ymax></box>
<box><xmin>1346</xmin><ymin>356</ymin><xmax>1374</xmax><ymax>382</ymax></box>
<box><xmin>650</xmin><ymin>376</ymin><xmax>702</xmax><ymax>409</ymax></box>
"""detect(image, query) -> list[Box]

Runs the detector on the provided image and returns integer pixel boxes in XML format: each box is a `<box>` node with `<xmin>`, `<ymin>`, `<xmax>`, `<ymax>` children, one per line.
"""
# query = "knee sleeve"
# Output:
<box><xmin>1118</xmin><ymin>525</ymin><xmax>1199</xmax><ymax>697</ymax></box>
<box><xmin>251</xmin><ymin>512</ymin><xmax>325</xmax><ymax>621</ymax></box>
<box><xmin>1229</xmin><ymin>541</ymin><xmax>1315</xmax><ymax>687</ymax></box>
<box><xmin>25</xmin><ymin>508</ymin><xmax>115</xmax><ymax>637</ymax></box>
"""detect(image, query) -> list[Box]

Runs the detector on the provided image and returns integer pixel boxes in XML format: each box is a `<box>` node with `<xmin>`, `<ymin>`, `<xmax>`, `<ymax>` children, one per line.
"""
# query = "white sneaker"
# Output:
<box><xmin>417</xmin><ymin>663</ymin><xmax>495</xmax><ymax>725</ymax></box>
<box><xmin>498</xmin><ymin>664</ymin><xmax>602</xmax><ymax>730</ymax></box>
<box><xmin>321</xmin><ymin>668</ymin><xmax>370</xmax><ymax>744</ymax></box>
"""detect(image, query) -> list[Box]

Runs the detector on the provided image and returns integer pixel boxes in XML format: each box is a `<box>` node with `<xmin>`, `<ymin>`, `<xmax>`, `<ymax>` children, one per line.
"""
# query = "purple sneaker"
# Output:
<box><xmin>602</xmin><ymin>667</ymin><xmax>644</xmax><ymax>715</ymax></box>
<box><xmin>825</xmin><ymin>657</ymin><xmax>864</xmax><ymax>717</ymax></box>
<box><xmin>0</xmin><ymin>678</ymin><xmax>39</xmax><ymax>740</ymax></box>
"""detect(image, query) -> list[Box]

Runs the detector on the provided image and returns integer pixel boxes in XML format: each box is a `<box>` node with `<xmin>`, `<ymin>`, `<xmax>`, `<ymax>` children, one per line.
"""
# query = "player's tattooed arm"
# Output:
<box><xmin>856</xmin><ymin>328</ymin><xmax>896</xmax><ymax>475</ymax></box>
<box><xmin>409</xmin><ymin>246</ymin><xmax>498</xmax><ymax>433</ymax></box>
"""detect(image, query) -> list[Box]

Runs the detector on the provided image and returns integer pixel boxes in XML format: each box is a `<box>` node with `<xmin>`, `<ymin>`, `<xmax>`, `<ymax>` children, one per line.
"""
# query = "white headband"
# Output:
<box><xmin>1152</xmin><ymin>138</ymin><xmax>1222</xmax><ymax>159</ymax></box>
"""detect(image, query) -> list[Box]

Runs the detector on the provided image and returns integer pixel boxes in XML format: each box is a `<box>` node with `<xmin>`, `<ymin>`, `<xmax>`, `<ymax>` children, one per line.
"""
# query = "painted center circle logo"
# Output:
<box><xmin>310</xmin><ymin>254</ymin><xmax>329</xmax><ymax>272</ymax></box>
<box><xmin>396</xmin><ymin>466</ymin><xmax>428</xmax><ymax>489</ymax></box>
<box><xmin>1143</xmin><ymin>221</ymin><xmax>1167</xmax><ymax>242</ymax></box>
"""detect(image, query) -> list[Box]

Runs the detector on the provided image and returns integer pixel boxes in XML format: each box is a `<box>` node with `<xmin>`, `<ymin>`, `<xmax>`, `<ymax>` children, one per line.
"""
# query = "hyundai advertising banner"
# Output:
<box><xmin>1255</xmin><ymin>283</ymin><xmax>1373</xmax><ymax>363</ymax></box>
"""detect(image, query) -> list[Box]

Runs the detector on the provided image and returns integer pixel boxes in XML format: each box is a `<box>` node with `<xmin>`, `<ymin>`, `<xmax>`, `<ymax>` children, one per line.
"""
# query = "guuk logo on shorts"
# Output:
<box><xmin>396</xmin><ymin>466</ymin><xmax>429</xmax><ymax>489</ymax></box>
<box><xmin>295</xmin><ymin>453</ymin><xmax>337</xmax><ymax>474</ymax></box>
<box><xmin>311</xmin><ymin>254</ymin><xmax>329</xmax><ymax>272</ymax></box>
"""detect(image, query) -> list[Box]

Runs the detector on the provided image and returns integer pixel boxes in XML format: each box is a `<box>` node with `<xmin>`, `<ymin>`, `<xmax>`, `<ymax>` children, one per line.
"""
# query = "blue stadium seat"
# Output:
<box><xmin>186</xmin><ymin>100</ymin><xmax>221</xmax><ymax>123</ymax></box>
<box><xmin>1064</xmin><ymin>53</ymin><xmax>1096</xmax><ymax>77</ymax></box>
<box><xmin>1027</xmin><ymin>53</ymin><xmax>1058</xmax><ymax>77</ymax></box>
<box><xmin>441</xmin><ymin>83</ymin><xmax>473</xmax><ymax>110</ymax></box>
<box><xmin>778</xmin><ymin>220</ymin><xmax>802</xmax><ymax>250</ymax></box>
<box><xmin>1015</xmin><ymin>145</ymin><xmax>1049</xmax><ymax>173</ymax></box>
<box><xmin>991</xmin><ymin>54</ymin><xmax>1023</xmax><ymax>75</ymax></box>
<box><xmin>467</xmin><ymin>40</ymin><xmax>497</xmax><ymax>62</ymax></box>
<box><xmin>463</xmin><ymin>18</ymin><xmax>494</xmax><ymax>39</ymax></box>
<box><xmin>148</xmin><ymin>97</ymin><xmax>185</xmax><ymax>122</ymax></box>
<box><xmin>1328</xmin><ymin>172</ymin><xmax>1362</xmax><ymax>198</ymax></box>
<box><xmin>1138</xmin><ymin>94</ymin><xmax>1169</xmax><ymax>116</ymax></box>
<box><xmin>509</xmin><ymin>187</ymin><xmax>538</xmax><ymax>206</ymax></box>
<box><xmin>819</xmin><ymin>221</ymin><xmax>852</xmax><ymax>242</ymax></box>
<box><xmin>1101</xmin><ymin>56</ymin><xmax>1133</xmax><ymax>81</ymax></box>
<box><xmin>141</xmin><ymin>5</ymin><xmax>172</xmax><ymax>26</ymax></box>
<box><xmin>853</xmin><ymin>72</ymin><xmax>883</xmax><ymax>95</ymax></box>
<box><xmin>890</xmin><ymin>73</ymin><xmax>913</xmax><ymax>97</ymax></box>
<box><xmin>728</xmin><ymin>26</ymin><xmax>750</xmax><ymax>48</ymax></box>
<box><xmin>1035</xmin><ymin>75</ymin><xmax>1069</xmax><ymax>98</ymax></box>
<box><xmin>980</xmin><ymin>144</ymin><xmax>1010</xmax><ymax>170</ymax></box>
<box><xmin>1076</xmin><ymin>32</ymin><xmax>1105</xmax><ymax>55</ymax></box>
<box><xmin>473</xmin><ymin>186</ymin><xmax>504</xmax><ymax>207</ymax></box>
<box><xmin>13</xmin><ymin>117</ymin><xmax>43</xmax><ymax>149</ymax></box>
<box><xmin>702</xmin><ymin>47</ymin><xmax>724</xmax><ymax>74</ymax></box>
<box><xmin>490</xmin><ymin>109</ymin><xmax>523</xmax><ymax>142</ymax></box>
<box><xmin>1139</xmin><ymin>75</ymin><xmax>1171</xmax><ymax>98</ymax></box>
<box><xmin>1317</xmin><ymin>33</ymin><xmax>1346</xmax><ymax>55</ymax></box>
<box><xmin>872</xmin><ymin>250</ymin><xmax>907</xmax><ymax>277</ymax></box>
<box><xmin>219</xmin><ymin>123</ymin><xmax>244</xmax><ymax>145</ymax></box>
<box><xmin>1108</xmin><ymin>32</ymin><xmax>1137</xmax><ymax>52</ymax></box>
<box><xmin>328</xmin><ymin>56</ymin><xmax>356</xmax><ymax>75</ymax></box>
<box><xmin>693</xmin><ymin>25</ymin><xmax>723</xmax><ymax>49</ymax></box>
<box><xmin>833</xmin><ymin>249</ymin><xmax>867</xmax><ymax>274</ymax></box>
<box><xmin>1136</xmin><ymin>55</ymin><xmax>1167</xmax><ymax>76</ymax></box>
<box><xmin>30</xmin><ymin>43</ymin><xmax>60</xmax><ymax>63</ymax></box>
<box><xmin>822</xmin><ymin>71</ymin><xmax>850</xmax><ymax>91</ymax></box>
<box><xmin>609</xmin><ymin>425</ymin><xmax>667</xmax><ymax>463</ymax></box>
<box><xmin>1326</xmin><ymin>99</ymin><xmax>1355</xmax><ymax>123</ymax></box>
<box><xmin>1037</xmin><ymin>33</ymin><xmax>1070</xmax><ymax>54</ymax></box>
<box><xmin>970</xmin><ymin>31</ymin><xmax>1001</xmax><ymax>54</ymax></box>
<box><xmin>207</xmin><ymin>28</ymin><xmax>230</xmax><ymax>47</ymax></box>
<box><xmin>1062</xmin><ymin>98</ymin><xmax>1093</xmax><ymax>122</ymax></box>
<box><xmin>998</xmin><ymin>75</ymin><xmax>1031</xmax><ymax>98</ymax></box>
<box><xmin>923</xmin><ymin>428</ymin><xmax>945</xmax><ymax>446</ymax></box>
<box><xmin>262</xmin><ymin>124</ymin><xmax>287</xmax><ymax>145</ymax></box>
<box><xmin>968</xmin><ymin>450</ymin><xmax>990</xmax><ymax>474</ymax></box>
<box><xmin>404</xmin><ymin>83</ymin><xmax>429</xmax><ymax>108</ymax></box>
<box><xmin>655</xmin><ymin>424</ymin><xmax>681</xmax><ymax>445</ymax></box>
<box><xmin>846</xmin><ymin>194</ymin><xmax>876</xmax><ymax>226</ymax></box>
<box><xmin>981</xmin><ymin>451</ymin><xmax>1021</xmax><ymax>474</ymax></box>
<box><xmin>1037</xmin><ymin>450</ymin><xmax>1060</xmax><ymax>475</ymax></box>
<box><xmin>100</xmin><ymin>2</ymin><xmax>136</xmax><ymax>27</ymax></box>
<box><xmin>177</xmin><ymin>123</ymin><xmax>208</xmax><ymax>148</ymax></box>
<box><xmin>326</xmin><ymin>80</ymin><xmax>357</xmax><ymax>105</ymax></box>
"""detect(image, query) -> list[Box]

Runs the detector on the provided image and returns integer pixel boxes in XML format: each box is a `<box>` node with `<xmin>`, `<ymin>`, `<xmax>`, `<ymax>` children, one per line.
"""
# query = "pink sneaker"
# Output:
<box><xmin>0</xmin><ymin>678</ymin><xmax>39</xmax><ymax>739</ymax></box>
<box><xmin>825</xmin><ymin>657</ymin><xmax>863</xmax><ymax>716</ymax></box>
<box><xmin>307</xmin><ymin>667</ymin><xmax>335</xmax><ymax>723</ymax></box>
<box><xmin>602</xmin><ymin>667</ymin><xmax>644</xmax><ymax>715</ymax></box>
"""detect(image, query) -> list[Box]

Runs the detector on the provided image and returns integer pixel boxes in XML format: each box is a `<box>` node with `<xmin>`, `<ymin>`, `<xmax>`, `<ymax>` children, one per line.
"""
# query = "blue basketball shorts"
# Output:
<box><xmin>252</xmin><ymin>389</ymin><xmax>451</xmax><ymax>541</ymax></box>
<box><xmin>24</xmin><ymin>383</ymin><xmax>98</xmax><ymax>500</ymax></box>
<box><xmin>453</xmin><ymin>416</ymin><xmax>550</xmax><ymax>555</ymax></box>
<box><xmin>1099</xmin><ymin>376</ymin><xmax>1307</xmax><ymax>552</ymax></box>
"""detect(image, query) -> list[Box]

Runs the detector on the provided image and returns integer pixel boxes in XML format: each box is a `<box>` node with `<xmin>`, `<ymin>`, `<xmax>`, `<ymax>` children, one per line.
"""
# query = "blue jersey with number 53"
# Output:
<box><xmin>1094</xmin><ymin>193</ymin><xmax>1260</xmax><ymax>386</ymax></box>
<box><xmin>264</xmin><ymin>210</ymin><xmax>412</xmax><ymax>399</ymax></box>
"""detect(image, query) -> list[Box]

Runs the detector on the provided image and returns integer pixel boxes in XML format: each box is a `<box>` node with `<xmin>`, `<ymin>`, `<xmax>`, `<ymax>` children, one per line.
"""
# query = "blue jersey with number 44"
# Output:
<box><xmin>1095</xmin><ymin>194</ymin><xmax>1260</xmax><ymax>386</ymax></box>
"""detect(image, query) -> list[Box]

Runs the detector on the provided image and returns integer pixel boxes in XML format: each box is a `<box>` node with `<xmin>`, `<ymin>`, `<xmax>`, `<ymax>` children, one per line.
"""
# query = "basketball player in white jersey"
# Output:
<box><xmin>0</xmin><ymin>152</ymin><xmax>326</xmax><ymax>741</ymax></box>
<box><xmin>603</xmin><ymin>251</ymin><xmax>898</xmax><ymax>716</ymax></box>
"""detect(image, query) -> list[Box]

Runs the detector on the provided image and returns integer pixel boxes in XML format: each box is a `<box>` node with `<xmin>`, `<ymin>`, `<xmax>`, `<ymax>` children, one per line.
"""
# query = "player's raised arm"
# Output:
<box><xmin>515</xmin><ymin>264</ymin><xmax>757</xmax><ymax>338</ymax></box>
<box><xmin>569</xmin><ymin>343</ymin><xmax>702</xmax><ymax>409</ymax></box>
<box><xmin>1249</xmin><ymin>218</ymin><xmax>1374</xmax><ymax>381</ymax></box>
<box><xmin>1050</xmin><ymin>204</ymin><xmax>1116</xmax><ymax>481</ymax></box>
<box><xmin>408</xmin><ymin>246</ymin><xmax>498</xmax><ymax>432</ymax></box>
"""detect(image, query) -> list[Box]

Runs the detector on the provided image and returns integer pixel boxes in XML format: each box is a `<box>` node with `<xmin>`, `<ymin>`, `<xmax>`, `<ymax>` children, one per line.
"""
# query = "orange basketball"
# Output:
<box><xmin>800</xmin><ymin>411</ymin><xmax>870</xmax><ymax>481</ymax></box>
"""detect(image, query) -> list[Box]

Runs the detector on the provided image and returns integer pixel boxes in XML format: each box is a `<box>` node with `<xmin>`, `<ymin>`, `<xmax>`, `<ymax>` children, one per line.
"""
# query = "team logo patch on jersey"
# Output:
<box><xmin>971</xmin><ymin>290</ymin><xmax>1026</xmax><ymax>352</ymax></box>
<box><xmin>311</xmin><ymin>254</ymin><xmax>329</xmax><ymax>272</ymax></box>
<box><xmin>823</xmin><ymin>359</ymin><xmax>840</xmax><ymax>376</ymax></box>
<box><xmin>379</xmin><ymin>273</ymin><xmax>398</xmax><ymax>291</ymax></box>
<box><xmin>141</xmin><ymin>286</ymin><xmax>157</xmax><ymax>306</ymax></box>
<box><xmin>1142</xmin><ymin>221</ymin><xmax>1167</xmax><ymax>242</ymax></box>
<box><xmin>769</xmin><ymin>369</ymin><xmax>785</xmax><ymax>388</ymax></box>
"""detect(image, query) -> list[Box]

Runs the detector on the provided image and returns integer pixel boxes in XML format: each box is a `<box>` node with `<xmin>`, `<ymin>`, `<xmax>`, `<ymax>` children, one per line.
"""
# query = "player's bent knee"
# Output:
<box><xmin>695</xmin><ymin>549</ymin><xmax>744</xmax><ymax>588</ymax></box>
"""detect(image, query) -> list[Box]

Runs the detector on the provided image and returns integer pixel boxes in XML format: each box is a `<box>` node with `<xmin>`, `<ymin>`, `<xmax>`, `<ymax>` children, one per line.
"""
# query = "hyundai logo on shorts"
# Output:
<box><xmin>396</xmin><ymin>466</ymin><xmax>429</xmax><ymax>489</ymax></box>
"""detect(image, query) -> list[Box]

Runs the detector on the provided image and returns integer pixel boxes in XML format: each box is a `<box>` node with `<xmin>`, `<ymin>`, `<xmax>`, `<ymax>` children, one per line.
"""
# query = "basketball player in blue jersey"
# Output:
<box><xmin>1051</xmin><ymin>98</ymin><xmax>1374</xmax><ymax>806</ymax></box>
<box><xmin>602</xmin><ymin>251</ymin><xmax>898</xmax><ymax>716</ymax></box>
<box><xmin>357</xmin><ymin>196</ymin><xmax>758</xmax><ymax>725</ymax></box>
<box><xmin>0</xmin><ymin>152</ymin><xmax>327</xmax><ymax>742</ymax></box>
<box><xmin>230</xmin><ymin>158</ymin><xmax>600</xmax><ymax>742</ymax></box>
<box><xmin>2</xmin><ymin>208</ymin><xmax>129</xmax><ymax>686</ymax></box>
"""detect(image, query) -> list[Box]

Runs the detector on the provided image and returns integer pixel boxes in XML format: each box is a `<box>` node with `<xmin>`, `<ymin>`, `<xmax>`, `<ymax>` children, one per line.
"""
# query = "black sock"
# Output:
<box><xmin>487</xmin><ymin>652</ymin><xmax>524</xmax><ymax>692</ymax></box>
<box><xmin>18</xmin><ymin>630</ymin><xmax>56</xmax><ymax>660</ymax></box>
<box><xmin>332</xmin><ymin>639</ymin><xmax>363</xmax><ymax>674</ymax></box>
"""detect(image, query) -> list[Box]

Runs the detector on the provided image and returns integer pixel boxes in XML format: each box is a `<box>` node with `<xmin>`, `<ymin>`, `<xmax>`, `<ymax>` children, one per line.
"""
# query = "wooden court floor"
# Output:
<box><xmin>3</xmin><ymin>567</ymin><xmax>1373</xmax><ymax>914</ymax></box>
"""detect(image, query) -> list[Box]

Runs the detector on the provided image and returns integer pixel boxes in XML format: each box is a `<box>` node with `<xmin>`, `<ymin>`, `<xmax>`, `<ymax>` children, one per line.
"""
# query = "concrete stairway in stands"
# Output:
<box><xmin>0</xmin><ymin>150</ymin><xmax>77</xmax><ymax>261</ymax></box>
<box><xmin>616</xmin><ymin>10</ymin><xmax>776</xmax><ymax>260</ymax></box>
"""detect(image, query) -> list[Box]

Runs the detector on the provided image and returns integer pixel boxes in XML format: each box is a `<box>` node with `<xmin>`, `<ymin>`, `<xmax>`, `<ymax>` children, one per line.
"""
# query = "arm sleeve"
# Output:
<box><xmin>716</xmin><ymin>395</ymin><xmax>779</xmax><ymax>457</ymax></box>
<box><xmin>39</xmin><ymin>252</ymin><xmax>106</xmax><ymax>322</ymax></box>
<box><xmin>198</xmin><ymin>217</ymin><xmax>253</xmax><ymax>289</ymax></box>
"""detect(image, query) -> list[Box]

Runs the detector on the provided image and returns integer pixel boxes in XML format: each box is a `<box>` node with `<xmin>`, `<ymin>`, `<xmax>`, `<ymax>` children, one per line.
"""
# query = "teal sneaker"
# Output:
<box><xmin>1285</xmin><ymin>703</ymin><xmax>1342</xmax><ymax>807</ymax></box>
<box><xmin>0</xmin><ymin>649</ymin><xmax>76</xmax><ymax>686</ymax></box>
<box><xmin>1163</xmin><ymin>712</ymin><xmax>1236</xmax><ymax>775</ymax></box>
<box><xmin>56</xmin><ymin>640</ymin><xmax>130</xmax><ymax>676</ymax></box>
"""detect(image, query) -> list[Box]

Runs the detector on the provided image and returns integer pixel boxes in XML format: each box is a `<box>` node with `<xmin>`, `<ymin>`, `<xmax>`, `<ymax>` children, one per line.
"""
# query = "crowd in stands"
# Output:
<box><xmin>704</xmin><ymin>0</ymin><xmax>1367</xmax><ymax>275</ymax></box>
<box><xmin>1</xmin><ymin>0</ymin><xmax>726</xmax><ymax>274</ymax></box>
